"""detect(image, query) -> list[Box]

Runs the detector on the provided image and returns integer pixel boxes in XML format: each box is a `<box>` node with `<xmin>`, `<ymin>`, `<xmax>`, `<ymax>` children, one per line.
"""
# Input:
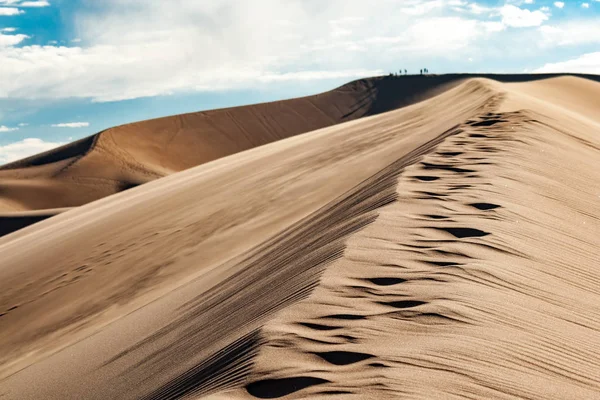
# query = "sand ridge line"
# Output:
<box><xmin>226</xmin><ymin>109</ymin><xmax>600</xmax><ymax>399</ymax></box>
<box><xmin>108</xmin><ymin>123</ymin><xmax>473</xmax><ymax>400</ymax></box>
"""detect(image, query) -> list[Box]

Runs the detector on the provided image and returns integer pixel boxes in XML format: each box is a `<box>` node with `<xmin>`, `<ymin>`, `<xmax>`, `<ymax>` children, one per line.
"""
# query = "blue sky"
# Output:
<box><xmin>1</xmin><ymin>0</ymin><xmax>599</xmax><ymax>163</ymax></box>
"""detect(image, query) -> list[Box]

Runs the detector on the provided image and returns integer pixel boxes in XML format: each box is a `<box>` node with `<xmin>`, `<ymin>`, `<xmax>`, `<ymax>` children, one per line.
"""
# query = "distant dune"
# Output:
<box><xmin>0</xmin><ymin>74</ymin><xmax>600</xmax><ymax>399</ymax></box>
<box><xmin>2</xmin><ymin>73</ymin><xmax>599</xmax><ymax>237</ymax></box>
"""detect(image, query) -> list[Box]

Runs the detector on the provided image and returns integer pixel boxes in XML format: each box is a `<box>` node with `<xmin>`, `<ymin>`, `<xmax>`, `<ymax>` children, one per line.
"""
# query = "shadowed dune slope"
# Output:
<box><xmin>0</xmin><ymin>75</ymin><xmax>600</xmax><ymax>400</ymax></box>
<box><xmin>1</xmin><ymin>73</ymin><xmax>599</xmax><ymax>236</ymax></box>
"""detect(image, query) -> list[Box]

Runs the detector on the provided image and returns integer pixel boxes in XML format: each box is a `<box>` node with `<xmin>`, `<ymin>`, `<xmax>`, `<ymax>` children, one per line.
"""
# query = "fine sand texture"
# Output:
<box><xmin>0</xmin><ymin>75</ymin><xmax>600</xmax><ymax>399</ymax></box>
<box><xmin>1</xmin><ymin>73</ymin><xmax>598</xmax><ymax>237</ymax></box>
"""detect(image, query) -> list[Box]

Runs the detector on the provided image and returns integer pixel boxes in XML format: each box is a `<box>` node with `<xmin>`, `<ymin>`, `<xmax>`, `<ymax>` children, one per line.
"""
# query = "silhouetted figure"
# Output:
<box><xmin>404</xmin><ymin>69</ymin><xmax>407</xmax><ymax>75</ymax></box>
<box><xmin>420</xmin><ymin>69</ymin><xmax>423</xmax><ymax>75</ymax></box>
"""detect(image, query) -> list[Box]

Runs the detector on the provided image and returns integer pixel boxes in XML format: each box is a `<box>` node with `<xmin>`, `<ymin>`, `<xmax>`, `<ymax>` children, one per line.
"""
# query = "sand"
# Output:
<box><xmin>0</xmin><ymin>75</ymin><xmax>599</xmax><ymax>399</ymax></box>
<box><xmin>2</xmin><ymin>73</ymin><xmax>598</xmax><ymax>237</ymax></box>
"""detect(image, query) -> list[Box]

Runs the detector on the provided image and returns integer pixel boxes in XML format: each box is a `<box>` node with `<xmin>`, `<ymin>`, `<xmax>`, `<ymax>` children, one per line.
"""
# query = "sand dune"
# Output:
<box><xmin>1</xmin><ymin>75</ymin><xmax>600</xmax><ymax>399</ymax></box>
<box><xmin>0</xmin><ymin>75</ymin><xmax>463</xmax><ymax>236</ymax></box>
<box><xmin>1</xmin><ymin>73</ymin><xmax>598</xmax><ymax>237</ymax></box>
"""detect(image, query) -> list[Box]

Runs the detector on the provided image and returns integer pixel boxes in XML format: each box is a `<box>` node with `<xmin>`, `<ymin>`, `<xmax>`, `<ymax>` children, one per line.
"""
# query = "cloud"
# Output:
<box><xmin>19</xmin><ymin>1</ymin><xmax>50</xmax><ymax>6</ymax></box>
<box><xmin>1</xmin><ymin>27</ymin><xmax>16</xmax><ymax>32</ymax></box>
<box><xmin>0</xmin><ymin>7</ymin><xmax>23</xmax><ymax>15</ymax></box>
<box><xmin>534</xmin><ymin>51</ymin><xmax>600</xmax><ymax>74</ymax></box>
<box><xmin>400</xmin><ymin>0</ymin><xmax>445</xmax><ymax>15</ymax></box>
<box><xmin>0</xmin><ymin>0</ymin><xmax>508</xmax><ymax>102</ymax></box>
<box><xmin>0</xmin><ymin>0</ymin><xmax>577</xmax><ymax>103</ymax></box>
<box><xmin>554</xmin><ymin>1</ymin><xmax>565</xmax><ymax>8</ymax></box>
<box><xmin>17</xmin><ymin>122</ymin><xmax>28</xmax><ymax>126</ymax></box>
<box><xmin>51</xmin><ymin>122</ymin><xmax>90</xmax><ymax>128</ymax></box>
<box><xmin>500</xmin><ymin>5</ymin><xmax>549</xmax><ymax>27</ymax></box>
<box><xmin>0</xmin><ymin>138</ymin><xmax>62</xmax><ymax>164</ymax></box>
<box><xmin>539</xmin><ymin>20</ymin><xmax>600</xmax><ymax>46</ymax></box>
<box><xmin>582</xmin><ymin>3</ymin><xmax>589</xmax><ymax>8</ymax></box>
<box><xmin>0</xmin><ymin>0</ymin><xmax>47</xmax><ymax>5</ymax></box>
<box><xmin>0</xmin><ymin>33</ymin><xmax>28</xmax><ymax>47</ymax></box>
<box><xmin>0</xmin><ymin>125</ymin><xmax>18</xmax><ymax>132</ymax></box>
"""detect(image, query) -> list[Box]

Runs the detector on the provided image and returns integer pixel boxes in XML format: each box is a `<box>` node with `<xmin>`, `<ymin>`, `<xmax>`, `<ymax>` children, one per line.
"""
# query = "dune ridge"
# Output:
<box><xmin>1</xmin><ymin>73</ymin><xmax>599</xmax><ymax>237</ymax></box>
<box><xmin>0</xmin><ymin>75</ymin><xmax>599</xmax><ymax>399</ymax></box>
<box><xmin>0</xmin><ymin>78</ymin><xmax>499</xmax><ymax>398</ymax></box>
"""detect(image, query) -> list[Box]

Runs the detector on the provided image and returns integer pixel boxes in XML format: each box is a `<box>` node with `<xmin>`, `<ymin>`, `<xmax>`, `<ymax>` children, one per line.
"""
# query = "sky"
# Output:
<box><xmin>1</xmin><ymin>0</ymin><xmax>599</xmax><ymax>164</ymax></box>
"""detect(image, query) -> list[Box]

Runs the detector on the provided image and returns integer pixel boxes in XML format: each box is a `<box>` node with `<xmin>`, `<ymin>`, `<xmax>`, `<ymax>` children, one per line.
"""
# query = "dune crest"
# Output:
<box><xmin>0</xmin><ymin>75</ymin><xmax>599</xmax><ymax>399</ymax></box>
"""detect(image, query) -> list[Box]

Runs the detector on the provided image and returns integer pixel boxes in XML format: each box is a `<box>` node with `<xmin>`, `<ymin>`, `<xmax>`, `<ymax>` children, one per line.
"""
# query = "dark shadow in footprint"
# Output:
<box><xmin>367</xmin><ymin>277</ymin><xmax>406</xmax><ymax>286</ymax></box>
<box><xmin>322</xmin><ymin>314</ymin><xmax>366</xmax><ymax>320</ymax></box>
<box><xmin>319</xmin><ymin>391</ymin><xmax>353</xmax><ymax>395</ymax></box>
<box><xmin>246</xmin><ymin>377</ymin><xmax>329</xmax><ymax>398</ymax></box>
<box><xmin>379</xmin><ymin>300</ymin><xmax>426</xmax><ymax>309</ymax></box>
<box><xmin>414</xmin><ymin>176</ymin><xmax>440</xmax><ymax>182</ymax></box>
<box><xmin>335</xmin><ymin>335</ymin><xmax>359</xmax><ymax>343</ymax></box>
<box><xmin>424</xmin><ymin>215</ymin><xmax>450</xmax><ymax>220</ymax></box>
<box><xmin>314</xmin><ymin>351</ymin><xmax>374</xmax><ymax>365</ymax></box>
<box><xmin>469</xmin><ymin>203</ymin><xmax>501</xmax><ymax>210</ymax></box>
<box><xmin>422</xmin><ymin>163</ymin><xmax>474</xmax><ymax>174</ymax></box>
<box><xmin>298</xmin><ymin>323</ymin><xmax>340</xmax><ymax>331</ymax></box>
<box><xmin>436</xmin><ymin>227</ymin><xmax>490</xmax><ymax>238</ymax></box>
<box><xmin>469</xmin><ymin>119</ymin><xmax>506</xmax><ymax>127</ymax></box>
<box><xmin>425</xmin><ymin>261</ymin><xmax>461</xmax><ymax>267</ymax></box>
<box><xmin>437</xmin><ymin>151</ymin><xmax>463</xmax><ymax>157</ymax></box>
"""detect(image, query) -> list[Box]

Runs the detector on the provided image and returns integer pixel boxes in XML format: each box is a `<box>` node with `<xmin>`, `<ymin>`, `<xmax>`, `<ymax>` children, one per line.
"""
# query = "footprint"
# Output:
<box><xmin>246</xmin><ymin>377</ymin><xmax>329</xmax><ymax>398</ymax></box>
<box><xmin>321</xmin><ymin>314</ymin><xmax>366</xmax><ymax>320</ymax></box>
<box><xmin>313</xmin><ymin>351</ymin><xmax>374</xmax><ymax>365</ymax></box>
<box><xmin>414</xmin><ymin>176</ymin><xmax>440</xmax><ymax>182</ymax></box>
<box><xmin>379</xmin><ymin>300</ymin><xmax>426</xmax><ymax>309</ymax></box>
<box><xmin>366</xmin><ymin>277</ymin><xmax>406</xmax><ymax>286</ymax></box>
<box><xmin>298</xmin><ymin>322</ymin><xmax>340</xmax><ymax>331</ymax></box>
<box><xmin>469</xmin><ymin>203</ymin><xmax>501</xmax><ymax>210</ymax></box>
<box><xmin>436</xmin><ymin>227</ymin><xmax>490</xmax><ymax>238</ymax></box>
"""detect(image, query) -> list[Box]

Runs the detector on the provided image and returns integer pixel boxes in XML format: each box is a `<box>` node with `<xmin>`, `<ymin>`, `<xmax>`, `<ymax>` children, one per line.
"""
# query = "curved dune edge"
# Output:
<box><xmin>0</xmin><ymin>79</ymin><xmax>498</xmax><ymax>398</ymax></box>
<box><xmin>209</xmin><ymin>78</ymin><xmax>600</xmax><ymax>399</ymax></box>
<box><xmin>0</xmin><ymin>76</ymin><xmax>599</xmax><ymax>399</ymax></box>
<box><xmin>1</xmin><ymin>74</ymin><xmax>599</xmax><ymax>237</ymax></box>
<box><xmin>0</xmin><ymin>75</ymin><xmax>464</xmax><ymax>216</ymax></box>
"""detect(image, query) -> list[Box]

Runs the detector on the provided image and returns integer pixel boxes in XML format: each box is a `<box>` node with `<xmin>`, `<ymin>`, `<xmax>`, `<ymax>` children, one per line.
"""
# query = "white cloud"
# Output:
<box><xmin>51</xmin><ymin>122</ymin><xmax>90</xmax><ymax>128</ymax></box>
<box><xmin>500</xmin><ymin>5</ymin><xmax>549</xmax><ymax>27</ymax></box>
<box><xmin>400</xmin><ymin>0</ymin><xmax>445</xmax><ymax>15</ymax></box>
<box><xmin>0</xmin><ymin>0</ymin><xmax>509</xmax><ymax>102</ymax></box>
<box><xmin>1</xmin><ymin>27</ymin><xmax>16</xmax><ymax>32</ymax></box>
<box><xmin>17</xmin><ymin>122</ymin><xmax>28</xmax><ymax>126</ymax></box>
<box><xmin>582</xmin><ymin>3</ymin><xmax>589</xmax><ymax>8</ymax></box>
<box><xmin>554</xmin><ymin>1</ymin><xmax>565</xmax><ymax>8</ymax></box>
<box><xmin>0</xmin><ymin>0</ymin><xmax>47</xmax><ymax>5</ymax></box>
<box><xmin>0</xmin><ymin>7</ymin><xmax>23</xmax><ymax>15</ymax></box>
<box><xmin>524</xmin><ymin>0</ymin><xmax>535</xmax><ymax>3</ymax></box>
<box><xmin>19</xmin><ymin>1</ymin><xmax>50</xmax><ymax>6</ymax></box>
<box><xmin>535</xmin><ymin>51</ymin><xmax>600</xmax><ymax>74</ymax></box>
<box><xmin>0</xmin><ymin>33</ymin><xmax>27</xmax><ymax>46</ymax></box>
<box><xmin>0</xmin><ymin>0</ymin><xmax>574</xmax><ymax>103</ymax></box>
<box><xmin>0</xmin><ymin>138</ymin><xmax>62</xmax><ymax>164</ymax></box>
<box><xmin>0</xmin><ymin>125</ymin><xmax>18</xmax><ymax>132</ymax></box>
<box><xmin>539</xmin><ymin>20</ymin><xmax>600</xmax><ymax>46</ymax></box>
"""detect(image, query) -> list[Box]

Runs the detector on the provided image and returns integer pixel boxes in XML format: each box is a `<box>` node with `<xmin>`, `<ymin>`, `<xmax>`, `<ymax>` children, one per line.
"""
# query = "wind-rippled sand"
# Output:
<box><xmin>1</xmin><ymin>75</ymin><xmax>599</xmax><ymax>399</ymax></box>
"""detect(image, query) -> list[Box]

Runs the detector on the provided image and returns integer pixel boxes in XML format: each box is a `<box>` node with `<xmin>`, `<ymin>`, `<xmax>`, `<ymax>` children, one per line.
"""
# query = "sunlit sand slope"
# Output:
<box><xmin>0</xmin><ymin>79</ymin><xmax>497</xmax><ymax>399</ymax></box>
<box><xmin>1</xmin><ymin>76</ymin><xmax>599</xmax><ymax>399</ymax></box>
<box><xmin>1</xmin><ymin>73</ymin><xmax>598</xmax><ymax>237</ymax></box>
